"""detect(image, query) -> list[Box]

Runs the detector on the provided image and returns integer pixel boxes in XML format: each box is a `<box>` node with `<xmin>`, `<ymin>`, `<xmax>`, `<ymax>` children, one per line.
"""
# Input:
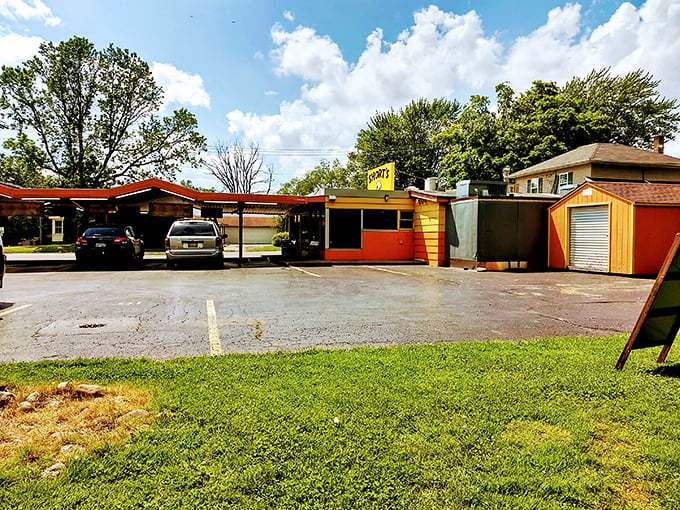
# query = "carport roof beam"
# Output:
<box><xmin>20</xmin><ymin>196</ymin><xmax>108</xmax><ymax>201</ymax></box>
<box><xmin>114</xmin><ymin>188</ymin><xmax>195</xmax><ymax>201</ymax></box>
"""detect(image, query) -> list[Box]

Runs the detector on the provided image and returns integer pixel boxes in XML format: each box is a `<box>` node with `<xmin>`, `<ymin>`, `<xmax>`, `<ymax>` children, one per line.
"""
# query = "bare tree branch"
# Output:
<box><xmin>204</xmin><ymin>140</ymin><xmax>273</xmax><ymax>193</ymax></box>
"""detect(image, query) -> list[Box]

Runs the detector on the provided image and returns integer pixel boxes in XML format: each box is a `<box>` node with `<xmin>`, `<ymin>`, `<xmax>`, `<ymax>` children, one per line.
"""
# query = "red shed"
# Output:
<box><xmin>548</xmin><ymin>181</ymin><xmax>680</xmax><ymax>274</ymax></box>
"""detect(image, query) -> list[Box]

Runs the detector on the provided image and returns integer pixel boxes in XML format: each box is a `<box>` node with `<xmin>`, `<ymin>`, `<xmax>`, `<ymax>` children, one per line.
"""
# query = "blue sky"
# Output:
<box><xmin>1</xmin><ymin>0</ymin><xmax>678</xmax><ymax>190</ymax></box>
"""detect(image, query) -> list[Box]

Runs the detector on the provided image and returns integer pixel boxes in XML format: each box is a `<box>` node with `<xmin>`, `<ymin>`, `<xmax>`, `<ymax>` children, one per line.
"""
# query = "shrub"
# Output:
<box><xmin>271</xmin><ymin>232</ymin><xmax>289</xmax><ymax>247</ymax></box>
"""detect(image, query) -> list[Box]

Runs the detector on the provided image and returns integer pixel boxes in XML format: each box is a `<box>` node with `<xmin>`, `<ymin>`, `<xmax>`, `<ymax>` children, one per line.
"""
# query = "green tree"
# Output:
<box><xmin>495</xmin><ymin>80</ymin><xmax>612</xmax><ymax>172</ymax></box>
<box><xmin>436</xmin><ymin>95</ymin><xmax>503</xmax><ymax>185</ymax></box>
<box><xmin>278</xmin><ymin>159</ymin><xmax>353</xmax><ymax>195</ymax></box>
<box><xmin>562</xmin><ymin>68</ymin><xmax>680</xmax><ymax>149</ymax></box>
<box><xmin>349</xmin><ymin>98</ymin><xmax>460</xmax><ymax>189</ymax></box>
<box><xmin>438</xmin><ymin>68</ymin><xmax>679</xmax><ymax>183</ymax></box>
<box><xmin>0</xmin><ymin>134</ymin><xmax>55</xmax><ymax>188</ymax></box>
<box><xmin>0</xmin><ymin>36</ymin><xmax>206</xmax><ymax>188</ymax></box>
<box><xmin>179</xmin><ymin>179</ymin><xmax>215</xmax><ymax>192</ymax></box>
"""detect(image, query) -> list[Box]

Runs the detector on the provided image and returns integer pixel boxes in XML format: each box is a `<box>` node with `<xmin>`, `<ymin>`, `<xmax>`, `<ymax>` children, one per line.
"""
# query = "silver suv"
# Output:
<box><xmin>164</xmin><ymin>219</ymin><xmax>225</xmax><ymax>269</ymax></box>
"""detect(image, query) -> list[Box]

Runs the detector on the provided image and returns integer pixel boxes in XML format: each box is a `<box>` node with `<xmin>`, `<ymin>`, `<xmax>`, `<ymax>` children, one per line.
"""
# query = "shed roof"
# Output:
<box><xmin>590</xmin><ymin>181</ymin><xmax>680</xmax><ymax>205</ymax></box>
<box><xmin>509</xmin><ymin>143</ymin><xmax>680</xmax><ymax>178</ymax></box>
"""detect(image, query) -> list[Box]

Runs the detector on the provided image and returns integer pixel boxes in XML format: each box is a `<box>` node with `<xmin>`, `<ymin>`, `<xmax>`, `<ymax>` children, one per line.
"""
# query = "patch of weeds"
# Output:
<box><xmin>0</xmin><ymin>381</ymin><xmax>154</xmax><ymax>475</ymax></box>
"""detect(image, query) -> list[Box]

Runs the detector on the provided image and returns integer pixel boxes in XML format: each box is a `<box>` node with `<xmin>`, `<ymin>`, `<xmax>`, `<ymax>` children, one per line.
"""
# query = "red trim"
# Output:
<box><xmin>0</xmin><ymin>178</ymin><xmax>306</xmax><ymax>205</ymax></box>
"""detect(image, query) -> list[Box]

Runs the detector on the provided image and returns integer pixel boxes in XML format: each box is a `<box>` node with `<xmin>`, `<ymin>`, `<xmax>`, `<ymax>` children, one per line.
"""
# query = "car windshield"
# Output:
<box><xmin>83</xmin><ymin>228</ymin><xmax>124</xmax><ymax>236</ymax></box>
<box><xmin>170</xmin><ymin>223</ymin><xmax>215</xmax><ymax>236</ymax></box>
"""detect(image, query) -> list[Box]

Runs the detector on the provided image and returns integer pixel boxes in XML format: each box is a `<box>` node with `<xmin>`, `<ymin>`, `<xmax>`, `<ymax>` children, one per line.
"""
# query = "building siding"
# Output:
<box><xmin>549</xmin><ymin>184</ymin><xmax>633</xmax><ymax>273</ymax></box>
<box><xmin>326</xmin><ymin>197</ymin><xmax>414</xmax><ymax>211</ymax></box>
<box><xmin>633</xmin><ymin>205</ymin><xmax>680</xmax><ymax>274</ymax></box>
<box><xmin>414</xmin><ymin>200</ymin><xmax>446</xmax><ymax>265</ymax></box>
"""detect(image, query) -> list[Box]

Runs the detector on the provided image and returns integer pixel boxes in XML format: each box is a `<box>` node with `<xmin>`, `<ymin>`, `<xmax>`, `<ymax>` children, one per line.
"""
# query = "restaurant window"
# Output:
<box><xmin>363</xmin><ymin>209</ymin><xmax>398</xmax><ymax>230</ymax></box>
<box><xmin>399</xmin><ymin>211</ymin><xmax>414</xmax><ymax>230</ymax></box>
<box><xmin>328</xmin><ymin>209</ymin><xmax>361</xmax><ymax>249</ymax></box>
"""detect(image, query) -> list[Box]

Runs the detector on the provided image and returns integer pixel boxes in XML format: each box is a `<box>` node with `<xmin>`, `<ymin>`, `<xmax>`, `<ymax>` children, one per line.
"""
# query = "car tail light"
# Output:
<box><xmin>76</xmin><ymin>237</ymin><xmax>86</xmax><ymax>245</ymax></box>
<box><xmin>164</xmin><ymin>237</ymin><xmax>170</xmax><ymax>249</ymax></box>
<box><xmin>114</xmin><ymin>237</ymin><xmax>128</xmax><ymax>244</ymax></box>
<box><xmin>216</xmin><ymin>236</ymin><xmax>222</xmax><ymax>247</ymax></box>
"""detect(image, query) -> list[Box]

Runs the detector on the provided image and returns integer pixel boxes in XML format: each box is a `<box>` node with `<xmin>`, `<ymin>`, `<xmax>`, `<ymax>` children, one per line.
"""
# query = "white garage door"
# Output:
<box><xmin>569</xmin><ymin>205</ymin><xmax>609</xmax><ymax>272</ymax></box>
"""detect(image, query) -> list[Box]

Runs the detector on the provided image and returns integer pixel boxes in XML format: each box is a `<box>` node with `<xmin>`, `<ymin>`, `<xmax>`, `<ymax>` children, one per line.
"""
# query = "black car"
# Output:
<box><xmin>75</xmin><ymin>226</ymin><xmax>144</xmax><ymax>265</ymax></box>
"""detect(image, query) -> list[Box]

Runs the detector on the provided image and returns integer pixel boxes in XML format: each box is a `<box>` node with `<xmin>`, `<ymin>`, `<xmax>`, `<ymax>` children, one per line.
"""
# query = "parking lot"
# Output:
<box><xmin>0</xmin><ymin>260</ymin><xmax>653</xmax><ymax>362</ymax></box>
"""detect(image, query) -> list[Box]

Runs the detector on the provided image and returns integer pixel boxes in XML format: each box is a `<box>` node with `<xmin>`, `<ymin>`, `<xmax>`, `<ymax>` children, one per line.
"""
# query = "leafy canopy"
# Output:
<box><xmin>437</xmin><ymin>68</ymin><xmax>680</xmax><ymax>184</ymax></box>
<box><xmin>0</xmin><ymin>36</ymin><xmax>206</xmax><ymax>188</ymax></box>
<box><xmin>278</xmin><ymin>159</ymin><xmax>355</xmax><ymax>196</ymax></box>
<box><xmin>349</xmin><ymin>98</ymin><xmax>460</xmax><ymax>189</ymax></box>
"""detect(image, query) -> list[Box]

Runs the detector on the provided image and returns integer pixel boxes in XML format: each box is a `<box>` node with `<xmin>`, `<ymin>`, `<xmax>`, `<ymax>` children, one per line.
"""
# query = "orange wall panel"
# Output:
<box><xmin>633</xmin><ymin>206</ymin><xmax>680</xmax><ymax>274</ymax></box>
<box><xmin>324</xmin><ymin>231</ymin><xmax>414</xmax><ymax>261</ymax></box>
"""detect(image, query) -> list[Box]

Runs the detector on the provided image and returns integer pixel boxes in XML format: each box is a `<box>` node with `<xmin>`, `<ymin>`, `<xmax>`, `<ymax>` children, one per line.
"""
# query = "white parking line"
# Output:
<box><xmin>206</xmin><ymin>300</ymin><xmax>222</xmax><ymax>356</ymax></box>
<box><xmin>361</xmin><ymin>265</ymin><xmax>412</xmax><ymax>276</ymax></box>
<box><xmin>289</xmin><ymin>265</ymin><xmax>321</xmax><ymax>278</ymax></box>
<box><xmin>0</xmin><ymin>304</ymin><xmax>32</xmax><ymax>317</ymax></box>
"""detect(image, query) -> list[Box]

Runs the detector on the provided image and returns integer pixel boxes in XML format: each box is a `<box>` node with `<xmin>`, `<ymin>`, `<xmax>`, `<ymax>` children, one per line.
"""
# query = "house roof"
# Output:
<box><xmin>508</xmin><ymin>143</ymin><xmax>680</xmax><ymax>179</ymax></box>
<box><xmin>589</xmin><ymin>181</ymin><xmax>680</xmax><ymax>205</ymax></box>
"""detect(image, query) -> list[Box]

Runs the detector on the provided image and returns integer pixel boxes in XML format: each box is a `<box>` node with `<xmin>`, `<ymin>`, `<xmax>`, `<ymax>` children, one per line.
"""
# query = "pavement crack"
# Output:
<box><xmin>527</xmin><ymin>307</ymin><xmax>626</xmax><ymax>333</ymax></box>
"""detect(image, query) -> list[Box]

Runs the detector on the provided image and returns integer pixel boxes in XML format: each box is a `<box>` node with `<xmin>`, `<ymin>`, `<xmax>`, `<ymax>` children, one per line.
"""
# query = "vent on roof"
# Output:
<box><xmin>455</xmin><ymin>180</ymin><xmax>508</xmax><ymax>198</ymax></box>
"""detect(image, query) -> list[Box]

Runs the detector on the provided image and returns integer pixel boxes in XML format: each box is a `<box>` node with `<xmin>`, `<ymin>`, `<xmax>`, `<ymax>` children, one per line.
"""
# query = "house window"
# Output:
<box><xmin>399</xmin><ymin>211</ymin><xmax>414</xmax><ymax>230</ymax></box>
<box><xmin>558</xmin><ymin>172</ymin><xmax>575</xmax><ymax>195</ymax></box>
<box><xmin>54</xmin><ymin>219</ymin><xmax>63</xmax><ymax>235</ymax></box>
<box><xmin>527</xmin><ymin>177</ymin><xmax>543</xmax><ymax>194</ymax></box>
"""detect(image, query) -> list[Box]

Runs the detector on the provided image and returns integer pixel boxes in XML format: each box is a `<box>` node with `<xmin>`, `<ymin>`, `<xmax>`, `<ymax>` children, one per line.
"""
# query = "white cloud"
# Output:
<box><xmin>0</xmin><ymin>32</ymin><xmax>42</xmax><ymax>65</ymax></box>
<box><xmin>151</xmin><ymin>62</ymin><xmax>211</xmax><ymax>109</ymax></box>
<box><xmin>283</xmin><ymin>10</ymin><xmax>294</xmax><ymax>22</ymax></box>
<box><xmin>264</xmin><ymin>90</ymin><xmax>278</xmax><ymax>96</ymax></box>
<box><xmin>270</xmin><ymin>23</ymin><xmax>349</xmax><ymax>82</ymax></box>
<box><xmin>227</xmin><ymin>0</ymin><xmax>680</xmax><ymax>180</ymax></box>
<box><xmin>0</xmin><ymin>0</ymin><xmax>60</xmax><ymax>26</ymax></box>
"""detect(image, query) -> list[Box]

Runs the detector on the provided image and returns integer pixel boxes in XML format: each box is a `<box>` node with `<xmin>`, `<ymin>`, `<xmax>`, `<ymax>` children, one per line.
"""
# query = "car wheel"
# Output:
<box><xmin>214</xmin><ymin>256</ymin><xmax>224</xmax><ymax>269</ymax></box>
<box><xmin>167</xmin><ymin>259</ymin><xmax>176</xmax><ymax>270</ymax></box>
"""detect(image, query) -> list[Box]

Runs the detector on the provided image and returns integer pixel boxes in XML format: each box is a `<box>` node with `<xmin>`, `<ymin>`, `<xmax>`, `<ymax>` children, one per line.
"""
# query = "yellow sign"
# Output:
<box><xmin>367</xmin><ymin>162</ymin><xmax>395</xmax><ymax>191</ymax></box>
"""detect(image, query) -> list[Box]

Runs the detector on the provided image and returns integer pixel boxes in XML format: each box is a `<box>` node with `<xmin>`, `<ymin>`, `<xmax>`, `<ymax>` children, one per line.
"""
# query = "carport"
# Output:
<box><xmin>0</xmin><ymin>179</ymin><xmax>306</xmax><ymax>264</ymax></box>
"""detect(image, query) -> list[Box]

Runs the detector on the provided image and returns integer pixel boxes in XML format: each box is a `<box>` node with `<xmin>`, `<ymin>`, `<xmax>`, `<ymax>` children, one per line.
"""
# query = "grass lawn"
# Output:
<box><xmin>1</xmin><ymin>335</ymin><xmax>679</xmax><ymax>509</ymax></box>
<box><xmin>245</xmin><ymin>245</ymin><xmax>279</xmax><ymax>252</ymax></box>
<box><xmin>3</xmin><ymin>244</ymin><xmax>75</xmax><ymax>253</ymax></box>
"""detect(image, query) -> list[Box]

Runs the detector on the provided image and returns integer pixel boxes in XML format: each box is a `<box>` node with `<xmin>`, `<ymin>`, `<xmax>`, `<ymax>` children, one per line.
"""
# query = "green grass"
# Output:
<box><xmin>246</xmin><ymin>245</ymin><xmax>279</xmax><ymax>252</ymax></box>
<box><xmin>1</xmin><ymin>336</ymin><xmax>680</xmax><ymax>509</ymax></box>
<box><xmin>3</xmin><ymin>244</ymin><xmax>75</xmax><ymax>253</ymax></box>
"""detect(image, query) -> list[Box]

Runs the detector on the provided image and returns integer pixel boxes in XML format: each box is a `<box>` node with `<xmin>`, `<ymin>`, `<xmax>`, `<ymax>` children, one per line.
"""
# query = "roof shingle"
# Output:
<box><xmin>590</xmin><ymin>181</ymin><xmax>680</xmax><ymax>205</ymax></box>
<box><xmin>509</xmin><ymin>143</ymin><xmax>680</xmax><ymax>178</ymax></box>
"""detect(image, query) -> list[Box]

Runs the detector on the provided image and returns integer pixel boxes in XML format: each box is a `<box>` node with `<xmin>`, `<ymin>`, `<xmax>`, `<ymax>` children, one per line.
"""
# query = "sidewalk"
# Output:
<box><xmin>6</xmin><ymin>247</ymin><xmax>282</xmax><ymax>264</ymax></box>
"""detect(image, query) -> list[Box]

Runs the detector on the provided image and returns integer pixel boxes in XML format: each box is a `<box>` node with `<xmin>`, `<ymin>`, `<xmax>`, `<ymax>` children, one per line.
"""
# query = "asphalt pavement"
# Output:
<box><xmin>0</xmin><ymin>262</ymin><xmax>653</xmax><ymax>362</ymax></box>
